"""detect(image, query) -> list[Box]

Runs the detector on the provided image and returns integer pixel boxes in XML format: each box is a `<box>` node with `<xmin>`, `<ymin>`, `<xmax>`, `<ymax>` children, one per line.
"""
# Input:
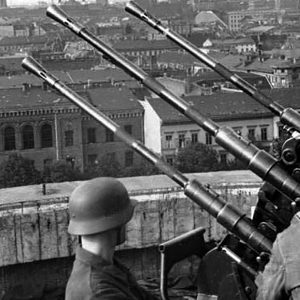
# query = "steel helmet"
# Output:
<box><xmin>68</xmin><ymin>177</ymin><xmax>136</xmax><ymax>235</ymax></box>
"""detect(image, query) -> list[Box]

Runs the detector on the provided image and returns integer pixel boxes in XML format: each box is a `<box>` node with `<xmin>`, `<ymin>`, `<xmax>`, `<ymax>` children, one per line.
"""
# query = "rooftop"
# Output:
<box><xmin>246</xmin><ymin>25</ymin><xmax>276</xmax><ymax>34</ymax></box>
<box><xmin>238</xmin><ymin>57</ymin><xmax>300</xmax><ymax>72</ymax></box>
<box><xmin>0</xmin><ymin>68</ymin><xmax>133</xmax><ymax>88</ymax></box>
<box><xmin>87</xmin><ymin>86</ymin><xmax>143</xmax><ymax>111</ymax></box>
<box><xmin>194</xmin><ymin>11</ymin><xmax>228</xmax><ymax>28</ymax></box>
<box><xmin>147</xmin><ymin>87</ymin><xmax>300</xmax><ymax>124</ymax></box>
<box><xmin>113</xmin><ymin>39</ymin><xmax>179</xmax><ymax>52</ymax></box>
<box><xmin>0</xmin><ymin>87</ymin><xmax>72</xmax><ymax>111</ymax></box>
<box><xmin>67</xmin><ymin>68</ymin><xmax>132</xmax><ymax>83</ymax></box>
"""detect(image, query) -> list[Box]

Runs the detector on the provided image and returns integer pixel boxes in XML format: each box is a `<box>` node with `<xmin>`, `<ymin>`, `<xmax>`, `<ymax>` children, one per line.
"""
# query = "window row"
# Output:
<box><xmin>86</xmin><ymin>125</ymin><xmax>133</xmax><ymax>144</ymax></box>
<box><xmin>164</xmin><ymin>131</ymin><xmax>212</xmax><ymax>148</ymax></box>
<box><xmin>4</xmin><ymin>124</ymin><xmax>53</xmax><ymax>151</ymax></box>
<box><xmin>163</xmin><ymin>126</ymin><xmax>270</xmax><ymax>149</ymax></box>
<box><xmin>2</xmin><ymin>124</ymin><xmax>135</xmax><ymax>152</ymax></box>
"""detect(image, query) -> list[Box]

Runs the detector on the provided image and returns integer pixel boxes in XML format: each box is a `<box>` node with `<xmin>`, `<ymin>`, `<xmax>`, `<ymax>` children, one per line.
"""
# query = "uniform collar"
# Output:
<box><xmin>76</xmin><ymin>246</ymin><xmax>112</xmax><ymax>267</ymax></box>
<box><xmin>75</xmin><ymin>246</ymin><xmax>129</xmax><ymax>273</ymax></box>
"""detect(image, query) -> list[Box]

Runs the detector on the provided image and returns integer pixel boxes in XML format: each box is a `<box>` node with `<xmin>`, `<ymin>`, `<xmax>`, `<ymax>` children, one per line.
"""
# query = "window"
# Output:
<box><xmin>22</xmin><ymin>125</ymin><xmax>34</xmax><ymax>149</ymax></box>
<box><xmin>65</xmin><ymin>130</ymin><xmax>74</xmax><ymax>147</ymax></box>
<box><xmin>105</xmin><ymin>128</ymin><xmax>114</xmax><ymax>142</ymax></box>
<box><xmin>4</xmin><ymin>126</ymin><xmax>16</xmax><ymax>151</ymax></box>
<box><xmin>124</xmin><ymin>125</ymin><xmax>132</xmax><ymax>135</ymax></box>
<box><xmin>125</xmin><ymin>151</ymin><xmax>133</xmax><ymax>167</ymax></box>
<box><xmin>191</xmin><ymin>132</ymin><xmax>198</xmax><ymax>144</ymax></box>
<box><xmin>165</xmin><ymin>134</ymin><xmax>172</xmax><ymax>148</ymax></box>
<box><xmin>261</xmin><ymin>127</ymin><xmax>268</xmax><ymax>141</ymax></box>
<box><xmin>248</xmin><ymin>128</ymin><xmax>255</xmax><ymax>141</ymax></box>
<box><xmin>41</xmin><ymin>124</ymin><xmax>53</xmax><ymax>148</ymax></box>
<box><xmin>166</xmin><ymin>156</ymin><xmax>174</xmax><ymax>165</ymax></box>
<box><xmin>88</xmin><ymin>154</ymin><xmax>97</xmax><ymax>165</ymax></box>
<box><xmin>87</xmin><ymin>128</ymin><xmax>96</xmax><ymax>144</ymax></box>
<box><xmin>178</xmin><ymin>134</ymin><xmax>185</xmax><ymax>148</ymax></box>
<box><xmin>205</xmin><ymin>133</ymin><xmax>212</xmax><ymax>145</ymax></box>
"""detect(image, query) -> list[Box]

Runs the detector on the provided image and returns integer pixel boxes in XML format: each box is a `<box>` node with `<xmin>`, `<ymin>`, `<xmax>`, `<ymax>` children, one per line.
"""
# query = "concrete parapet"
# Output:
<box><xmin>0</xmin><ymin>171</ymin><xmax>262</xmax><ymax>268</ymax></box>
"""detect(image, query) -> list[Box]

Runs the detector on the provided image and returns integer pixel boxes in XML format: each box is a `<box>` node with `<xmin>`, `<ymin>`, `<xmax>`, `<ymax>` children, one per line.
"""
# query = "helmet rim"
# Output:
<box><xmin>68</xmin><ymin>198</ymin><xmax>137</xmax><ymax>235</ymax></box>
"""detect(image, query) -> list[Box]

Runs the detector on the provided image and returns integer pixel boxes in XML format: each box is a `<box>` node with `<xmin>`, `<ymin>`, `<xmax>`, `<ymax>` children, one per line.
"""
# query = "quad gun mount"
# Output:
<box><xmin>22</xmin><ymin>4</ymin><xmax>300</xmax><ymax>300</ymax></box>
<box><xmin>124</xmin><ymin>0</ymin><xmax>300</xmax><ymax>242</ymax></box>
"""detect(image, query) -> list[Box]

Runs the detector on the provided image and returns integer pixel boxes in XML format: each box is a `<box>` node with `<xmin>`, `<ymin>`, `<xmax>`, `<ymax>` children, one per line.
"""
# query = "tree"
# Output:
<box><xmin>124</xmin><ymin>23</ymin><xmax>133</xmax><ymax>35</ymax></box>
<box><xmin>43</xmin><ymin>160</ymin><xmax>82</xmax><ymax>183</ymax></box>
<box><xmin>175</xmin><ymin>142</ymin><xmax>222</xmax><ymax>173</ymax></box>
<box><xmin>83</xmin><ymin>155</ymin><xmax>161</xmax><ymax>179</ymax></box>
<box><xmin>120</xmin><ymin>159</ymin><xmax>161</xmax><ymax>177</ymax></box>
<box><xmin>83</xmin><ymin>154</ymin><xmax>122</xmax><ymax>179</ymax></box>
<box><xmin>0</xmin><ymin>154</ymin><xmax>41</xmax><ymax>188</ymax></box>
<box><xmin>223</xmin><ymin>158</ymin><xmax>247</xmax><ymax>171</ymax></box>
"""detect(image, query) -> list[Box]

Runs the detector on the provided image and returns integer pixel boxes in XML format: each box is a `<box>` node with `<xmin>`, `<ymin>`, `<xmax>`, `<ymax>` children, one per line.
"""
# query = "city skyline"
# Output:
<box><xmin>5</xmin><ymin>0</ymin><xmax>127</xmax><ymax>7</ymax></box>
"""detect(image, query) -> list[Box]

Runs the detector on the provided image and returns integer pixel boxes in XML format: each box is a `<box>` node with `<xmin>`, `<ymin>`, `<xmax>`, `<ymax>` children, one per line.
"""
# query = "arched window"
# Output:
<box><xmin>22</xmin><ymin>125</ymin><xmax>34</xmax><ymax>149</ymax></box>
<box><xmin>4</xmin><ymin>126</ymin><xmax>16</xmax><ymax>151</ymax></box>
<box><xmin>41</xmin><ymin>124</ymin><xmax>53</xmax><ymax>148</ymax></box>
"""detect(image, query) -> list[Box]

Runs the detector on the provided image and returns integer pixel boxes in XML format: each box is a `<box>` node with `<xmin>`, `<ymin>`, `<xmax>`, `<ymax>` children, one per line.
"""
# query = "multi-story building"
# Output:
<box><xmin>227</xmin><ymin>10</ymin><xmax>247</xmax><ymax>32</ymax></box>
<box><xmin>203</xmin><ymin>37</ymin><xmax>257</xmax><ymax>53</ymax></box>
<box><xmin>238</xmin><ymin>57</ymin><xmax>300</xmax><ymax>88</ymax></box>
<box><xmin>0</xmin><ymin>35</ymin><xmax>48</xmax><ymax>54</ymax></box>
<box><xmin>0</xmin><ymin>85</ymin><xmax>144</xmax><ymax>171</ymax></box>
<box><xmin>227</xmin><ymin>8</ymin><xmax>278</xmax><ymax>32</ymax></box>
<box><xmin>113</xmin><ymin>39</ymin><xmax>180</xmax><ymax>68</ymax></box>
<box><xmin>140</xmin><ymin>87</ymin><xmax>300</xmax><ymax>165</ymax></box>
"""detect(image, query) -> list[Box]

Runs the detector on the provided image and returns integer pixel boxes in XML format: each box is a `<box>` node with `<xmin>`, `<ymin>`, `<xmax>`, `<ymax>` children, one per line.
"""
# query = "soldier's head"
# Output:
<box><xmin>68</xmin><ymin>177</ymin><xmax>136</xmax><ymax>246</ymax></box>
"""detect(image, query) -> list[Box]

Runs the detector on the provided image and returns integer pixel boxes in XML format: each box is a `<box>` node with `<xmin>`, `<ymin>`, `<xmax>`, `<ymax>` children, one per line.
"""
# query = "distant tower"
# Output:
<box><xmin>0</xmin><ymin>0</ymin><xmax>7</xmax><ymax>8</ymax></box>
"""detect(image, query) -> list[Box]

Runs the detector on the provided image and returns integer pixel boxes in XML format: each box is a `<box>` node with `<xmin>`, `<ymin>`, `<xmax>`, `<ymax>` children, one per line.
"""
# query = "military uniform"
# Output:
<box><xmin>256</xmin><ymin>212</ymin><xmax>300</xmax><ymax>300</ymax></box>
<box><xmin>66</xmin><ymin>246</ymin><xmax>159</xmax><ymax>300</ymax></box>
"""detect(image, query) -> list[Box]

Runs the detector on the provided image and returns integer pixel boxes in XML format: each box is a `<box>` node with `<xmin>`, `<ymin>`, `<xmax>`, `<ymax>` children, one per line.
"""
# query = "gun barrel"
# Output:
<box><xmin>125</xmin><ymin>1</ymin><xmax>300</xmax><ymax>133</ymax></box>
<box><xmin>46</xmin><ymin>5</ymin><xmax>300</xmax><ymax>204</ymax></box>
<box><xmin>22</xmin><ymin>56</ymin><xmax>272</xmax><ymax>254</ymax></box>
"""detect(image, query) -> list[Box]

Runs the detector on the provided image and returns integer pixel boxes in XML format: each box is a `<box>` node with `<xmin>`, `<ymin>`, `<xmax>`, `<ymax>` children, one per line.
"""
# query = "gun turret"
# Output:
<box><xmin>45</xmin><ymin>5</ymin><xmax>300</xmax><ymax>207</ymax></box>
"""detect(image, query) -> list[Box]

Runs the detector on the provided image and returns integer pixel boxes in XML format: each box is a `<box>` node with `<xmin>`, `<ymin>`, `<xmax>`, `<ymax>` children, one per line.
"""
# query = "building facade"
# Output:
<box><xmin>0</xmin><ymin>85</ymin><xmax>144</xmax><ymax>172</ymax></box>
<box><xmin>140</xmin><ymin>88</ymin><xmax>300</xmax><ymax>165</ymax></box>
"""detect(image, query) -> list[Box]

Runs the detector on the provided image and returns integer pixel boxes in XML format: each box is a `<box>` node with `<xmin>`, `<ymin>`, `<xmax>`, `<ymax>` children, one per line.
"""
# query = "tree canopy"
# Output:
<box><xmin>175</xmin><ymin>142</ymin><xmax>221</xmax><ymax>173</ymax></box>
<box><xmin>43</xmin><ymin>160</ymin><xmax>82</xmax><ymax>183</ymax></box>
<box><xmin>0</xmin><ymin>154</ymin><xmax>41</xmax><ymax>188</ymax></box>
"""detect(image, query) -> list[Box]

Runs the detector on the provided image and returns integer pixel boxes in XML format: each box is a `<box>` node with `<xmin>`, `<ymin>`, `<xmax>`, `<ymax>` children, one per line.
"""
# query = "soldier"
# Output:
<box><xmin>256</xmin><ymin>211</ymin><xmax>300</xmax><ymax>300</ymax></box>
<box><xmin>65</xmin><ymin>177</ymin><xmax>159</xmax><ymax>300</ymax></box>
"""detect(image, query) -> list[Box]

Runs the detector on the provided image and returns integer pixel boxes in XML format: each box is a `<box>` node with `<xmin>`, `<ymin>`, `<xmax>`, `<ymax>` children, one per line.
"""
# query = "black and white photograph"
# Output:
<box><xmin>0</xmin><ymin>0</ymin><xmax>300</xmax><ymax>299</ymax></box>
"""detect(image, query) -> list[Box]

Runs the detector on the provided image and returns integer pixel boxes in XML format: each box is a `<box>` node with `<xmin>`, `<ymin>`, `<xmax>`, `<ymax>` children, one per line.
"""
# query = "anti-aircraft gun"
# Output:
<box><xmin>22</xmin><ymin>4</ymin><xmax>300</xmax><ymax>300</ymax></box>
<box><xmin>124</xmin><ymin>0</ymin><xmax>300</xmax><ymax>242</ymax></box>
